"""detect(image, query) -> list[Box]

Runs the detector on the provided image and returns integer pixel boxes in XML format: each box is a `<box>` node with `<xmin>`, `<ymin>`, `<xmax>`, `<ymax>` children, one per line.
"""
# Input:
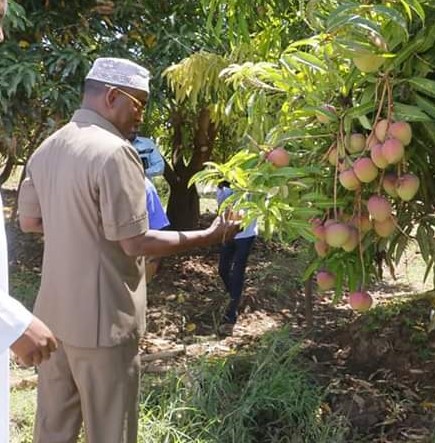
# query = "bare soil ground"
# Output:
<box><xmin>4</xmin><ymin>189</ymin><xmax>435</xmax><ymax>442</ymax></box>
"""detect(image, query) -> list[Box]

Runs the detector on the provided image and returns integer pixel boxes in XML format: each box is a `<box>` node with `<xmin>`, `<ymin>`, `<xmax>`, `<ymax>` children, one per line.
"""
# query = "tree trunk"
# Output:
<box><xmin>165</xmin><ymin>107</ymin><xmax>217</xmax><ymax>230</ymax></box>
<box><xmin>166</xmin><ymin>178</ymin><xmax>200</xmax><ymax>230</ymax></box>
<box><xmin>0</xmin><ymin>154</ymin><xmax>15</xmax><ymax>185</ymax></box>
<box><xmin>0</xmin><ymin>137</ymin><xmax>17</xmax><ymax>185</ymax></box>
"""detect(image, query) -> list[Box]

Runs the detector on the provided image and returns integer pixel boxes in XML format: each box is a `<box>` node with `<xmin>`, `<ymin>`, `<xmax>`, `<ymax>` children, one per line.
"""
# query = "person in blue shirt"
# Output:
<box><xmin>128</xmin><ymin>133</ymin><xmax>169</xmax><ymax>230</ymax></box>
<box><xmin>216</xmin><ymin>181</ymin><xmax>258</xmax><ymax>336</ymax></box>
<box><xmin>130</xmin><ymin>136</ymin><xmax>165</xmax><ymax>178</ymax></box>
<box><xmin>130</xmin><ymin>134</ymin><xmax>170</xmax><ymax>281</ymax></box>
<box><xmin>144</xmin><ymin>176</ymin><xmax>170</xmax><ymax>230</ymax></box>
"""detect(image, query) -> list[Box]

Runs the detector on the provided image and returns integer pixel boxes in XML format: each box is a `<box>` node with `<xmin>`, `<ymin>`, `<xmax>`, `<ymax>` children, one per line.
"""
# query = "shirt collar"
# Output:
<box><xmin>70</xmin><ymin>109</ymin><xmax>126</xmax><ymax>140</ymax></box>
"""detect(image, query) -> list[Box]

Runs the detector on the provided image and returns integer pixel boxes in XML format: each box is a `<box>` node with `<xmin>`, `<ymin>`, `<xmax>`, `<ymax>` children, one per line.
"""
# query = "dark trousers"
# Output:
<box><xmin>218</xmin><ymin>236</ymin><xmax>256</xmax><ymax>324</ymax></box>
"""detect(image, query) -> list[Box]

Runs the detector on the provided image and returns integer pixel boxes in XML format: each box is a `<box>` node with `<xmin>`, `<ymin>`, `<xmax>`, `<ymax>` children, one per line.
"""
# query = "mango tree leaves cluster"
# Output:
<box><xmin>0</xmin><ymin>0</ymin><xmax>215</xmax><ymax>184</ymax></box>
<box><xmin>191</xmin><ymin>0</ymin><xmax>435</xmax><ymax>298</ymax></box>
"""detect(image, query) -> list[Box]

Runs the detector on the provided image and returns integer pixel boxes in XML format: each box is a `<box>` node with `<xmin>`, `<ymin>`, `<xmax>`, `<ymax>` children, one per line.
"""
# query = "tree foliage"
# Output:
<box><xmin>190</xmin><ymin>0</ymin><xmax>435</xmax><ymax>296</ymax></box>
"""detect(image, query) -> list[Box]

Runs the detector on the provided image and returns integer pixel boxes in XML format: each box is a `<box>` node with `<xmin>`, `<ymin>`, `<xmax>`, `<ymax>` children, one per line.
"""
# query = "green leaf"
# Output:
<box><xmin>372</xmin><ymin>5</ymin><xmax>408</xmax><ymax>35</ymax></box>
<box><xmin>417</xmin><ymin>225</ymin><xmax>430</xmax><ymax>263</ymax></box>
<box><xmin>414</xmin><ymin>94</ymin><xmax>435</xmax><ymax>119</ymax></box>
<box><xmin>399</xmin><ymin>0</ymin><xmax>412</xmax><ymax>20</ymax></box>
<box><xmin>290</xmin><ymin>51</ymin><xmax>328</xmax><ymax>72</ymax></box>
<box><xmin>326</xmin><ymin>4</ymin><xmax>360</xmax><ymax>29</ymax></box>
<box><xmin>302</xmin><ymin>257</ymin><xmax>322</xmax><ymax>281</ymax></box>
<box><xmin>386</xmin><ymin>37</ymin><xmax>424</xmax><ymax>69</ymax></box>
<box><xmin>403</xmin><ymin>0</ymin><xmax>425</xmax><ymax>22</ymax></box>
<box><xmin>329</xmin><ymin>15</ymin><xmax>382</xmax><ymax>39</ymax></box>
<box><xmin>423</xmin><ymin>258</ymin><xmax>433</xmax><ymax>284</ymax></box>
<box><xmin>345</xmin><ymin>102</ymin><xmax>376</xmax><ymax>118</ymax></box>
<box><xmin>408</xmin><ymin>77</ymin><xmax>435</xmax><ymax>98</ymax></box>
<box><xmin>393</xmin><ymin>102</ymin><xmax>432</xmax><ymax>122</ymax></box>
<box><xmin>358</xmin><ymin>115</ymin><xmax>372</xmax><ymax>130</ymax></box>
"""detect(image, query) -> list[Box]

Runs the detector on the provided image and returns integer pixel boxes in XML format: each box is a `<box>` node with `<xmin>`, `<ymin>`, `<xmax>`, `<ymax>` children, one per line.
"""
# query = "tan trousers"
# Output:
<box><xmin>33</xmin><ymin>339</ymin><xmax>140</xmax><ymax>443</ymax></box>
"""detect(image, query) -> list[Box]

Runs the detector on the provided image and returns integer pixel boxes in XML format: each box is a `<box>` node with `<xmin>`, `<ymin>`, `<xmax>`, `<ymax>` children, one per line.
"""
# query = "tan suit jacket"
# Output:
<box><xmin>18</xmin><ymin>109</ymin><xmax>149</xmax><ymax>348</ymax></box>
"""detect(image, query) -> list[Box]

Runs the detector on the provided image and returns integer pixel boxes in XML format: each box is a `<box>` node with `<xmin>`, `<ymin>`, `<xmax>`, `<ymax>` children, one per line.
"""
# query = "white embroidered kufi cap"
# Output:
<box><xmin>85</xmin><ymin>57</ymin><xmax>150</xmax><ymax>93</ymax></box>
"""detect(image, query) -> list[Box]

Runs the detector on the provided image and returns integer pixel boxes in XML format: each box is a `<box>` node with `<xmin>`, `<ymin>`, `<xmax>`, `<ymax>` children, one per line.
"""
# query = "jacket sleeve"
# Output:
<box><xmin>0</xmin><ymin>291</ymin><xmax>32</xmax><ymax>352</ymax></box>
<box><xmin>145</xmin><ymin>145</ymin><xmax>165</xmax><ymax>177</ymax></box>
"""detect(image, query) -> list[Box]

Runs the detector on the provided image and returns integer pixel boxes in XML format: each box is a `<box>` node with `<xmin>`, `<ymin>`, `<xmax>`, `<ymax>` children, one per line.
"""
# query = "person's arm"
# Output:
<box><xmin>0</xmin><ymin>291</ymin><xmax>57</xmax><ymax>366</ymax></box>
<box><xmin>119</xmin><ymin>216</ymin><xmax>239</xmax><ymax>257</ymax></box>
<box><xmin>18</xmin><ymin>171</ymin><xmax>43</xmax><ymax>233</ymax></box>
<box><xmin>99</xmin><ymin>148</ymin><xmax>239</xmax><ymax>256</ymax></box>
<box><xmin>145</xmin><ymin>145</ymin><xmax>165</xmax><ymax>177</ymax></box>
<box><xmin>18</xmin><ymin>215</ymin><xmax>43</xmax><ymax>234</ymax></box>
<box><xmin>0</xmin><ymin>291</ymin><xmax>33</xmax><ymax>353</ymax></box>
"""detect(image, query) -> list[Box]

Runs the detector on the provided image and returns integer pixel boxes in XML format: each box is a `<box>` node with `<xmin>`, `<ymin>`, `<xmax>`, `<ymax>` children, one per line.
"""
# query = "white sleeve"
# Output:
<box><xmin>0</xmin><ymin>290</ymin><xmax>32</xmax><ymax>352</ymax></box>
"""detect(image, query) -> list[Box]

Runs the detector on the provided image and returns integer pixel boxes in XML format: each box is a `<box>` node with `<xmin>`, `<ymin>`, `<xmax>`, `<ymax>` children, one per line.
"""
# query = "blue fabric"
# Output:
<box><xmin>218</xmin><ymin>236</ymin><xmax>256</xmax><ymax>324</ymax></box>
<box><xmin>132</xmin><ymin>137</ymin><xmax>164</xmax><ymax>177</ymax></box>
<box><xmin>216</xmin><ymin>186</ymin><xmax>258</xmax><ymax>239</ymax></box>
<box><xmin>145</xmin><ymin>178</ymin><xmax>169</xmax><ymax>230</ymax></box>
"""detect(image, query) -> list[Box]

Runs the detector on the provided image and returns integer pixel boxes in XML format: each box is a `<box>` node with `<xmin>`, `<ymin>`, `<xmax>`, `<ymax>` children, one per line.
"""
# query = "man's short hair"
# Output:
<box><xmin>83</xmin><ymin>79</ymin><xmax>107</xmax><ymax>95</ymax></box>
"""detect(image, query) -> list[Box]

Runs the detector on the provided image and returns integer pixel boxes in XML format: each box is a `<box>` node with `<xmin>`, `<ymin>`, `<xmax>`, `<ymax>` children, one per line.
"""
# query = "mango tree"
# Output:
<box><xmin>0</xmin><ymin>0</ymin><xmax>223</xmax><ymax>230</ymax></box>
<box><xmin>192</xmin><ymin>0</ymin><xmax>435</xmax><ymax>312</ymax></box>
<box><xmin>161</xmin><ymin>0</ymin><xmax>311</xmax><ymax>228</ymax></box>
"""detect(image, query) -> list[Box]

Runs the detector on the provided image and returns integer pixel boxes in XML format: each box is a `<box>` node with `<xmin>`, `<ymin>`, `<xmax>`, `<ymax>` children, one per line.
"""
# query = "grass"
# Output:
<box><xmin>10</xmin><ymin>329</ymin><xmax>347</xmax><ymax>442</ymax></box>
<box><xmin>137</xmin><ymin>329</ymin><xmax>347</xmax><ymax>442</ymax></box>
<box><xmin>10</xmin><ymin>388</ymin><xmax>36</xmax><ymax>443</ymax></box>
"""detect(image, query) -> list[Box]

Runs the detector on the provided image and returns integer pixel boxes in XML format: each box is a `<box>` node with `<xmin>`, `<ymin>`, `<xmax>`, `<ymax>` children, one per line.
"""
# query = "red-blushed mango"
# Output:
<box><xmin>317</xmin><ymin>271</ymin><xmax>335</xmax><ymax>291</ymax></box>
<box><xmin>314</xmin><ymin>240</ymin><xmax>329</xmax><ymax>257</ymax></box>
<box><xmin>325</xmin><ymin>222</ymin><xmax>350</xmax><ymax>248</ymax></box>
<box><xmin>382</xmin><ymin>139</ymin><xmax>405</xmax><ymax>164</ymax></box>
<box><xmin>382</xmin><ymin>173</ymin><xmax>399</xmax><ymax>198</ymax></box>
<box><xmin>367</xmin><ymin>195</ymin><xmax>392</xmax><ymax>222</ymax></box>
<box><xmin>388</xmin><ymin>121</ymin><xmax>412</xmax><ymax>146</ymax></box>
<box><xmin>370</xmin><ymin>143</ymin><xmax>389</xmax><ymax>169</ymax></box>
<box><xmin>342</xmin><ymin>226</ymin><xmax>359</xmax><ymax>252</ymax></box>
<box><xmin>375</xmin><ymin>119</ymin><xmax>389</xmax><ymax>142</ymax></box>
<box><xmin>324</xmin><ymin>219</ymin><xmax>337</xmax><ymax>229</ymax></box>
<box><xmin>350</xmin><ymin>214</ymin><xmax>372</xmax><ymax>233</ymax></box>
<box><xmin>267</xmin><ymin>147</ymin><xmax>290</xmax><ymax>167</ymax></box>
<box><xmin>374</xmin><ymin>216</ymin><xmax>396</xmax><ymax>238</ymax></box>
<box><xmin>347</xmin><ymin>133</ymin><xmax>366</xmax><ymax>154</ymax></box>
<box><xmin>353</xmin><ymin>157</ymin><xmax>378</xmax><ymax>183</ymax></box>
<box><xmin>316</xmin><ymin>104</ymin><xmax>336</xmax><ymax>124</ymax></box>
<box><xmin>367</xmin><ymin>133</ymin><xmax>380</xmax><ymax>150</ymax></box>
<box><xmin>312</xmin><ymin>224</ymin><xmax>326</xmax><ymax>241</ymax></box>
<box><xmin>353</xmin><ymin>53</ymin><xmax>384</xmax><ymax>73</ymax></box>
<box><xmin>339</xmin><ymin>168</ymin><xmax>361</xmax><ymax>191</ymax></box>
<box><xmin>348</xmin><ymin>291</ymin><xmax>373</xmax><ymax>312</ymax></box>
<box><xmin>396</xmin><ymin>174</ymin><xmax>420</xmax><ymax>201</ymax></box>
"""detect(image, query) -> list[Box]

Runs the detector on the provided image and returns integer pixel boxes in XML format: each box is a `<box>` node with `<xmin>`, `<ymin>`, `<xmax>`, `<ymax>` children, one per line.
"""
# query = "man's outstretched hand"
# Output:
<box><xmin>207</xmin><ymin>214</ymin><xmax>241</xmax><ymax>245</ymax></box>
<box><xmin>10</xmin><ymin>316</ymin><xmax>57</xmax><ymax>366</ymax></box>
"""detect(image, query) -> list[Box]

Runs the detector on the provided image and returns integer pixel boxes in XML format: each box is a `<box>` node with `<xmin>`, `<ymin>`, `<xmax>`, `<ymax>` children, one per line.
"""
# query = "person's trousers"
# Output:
<box><xmin>34</xmin><ymin>339</ymin><xmax>140</xmax><ymax>443</ymax></box>
<box><xmin>218</xmin><ymin>236</ymin><xmax>255</xmax><ymax>324</ymax></box>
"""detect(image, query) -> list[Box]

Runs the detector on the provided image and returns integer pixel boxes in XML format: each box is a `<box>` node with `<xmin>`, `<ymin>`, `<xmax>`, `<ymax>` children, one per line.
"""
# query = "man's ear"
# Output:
<box><xmin>105</xmin><ymin>87</ymin><xmax>118</xmax><ymax>108</ymax></box>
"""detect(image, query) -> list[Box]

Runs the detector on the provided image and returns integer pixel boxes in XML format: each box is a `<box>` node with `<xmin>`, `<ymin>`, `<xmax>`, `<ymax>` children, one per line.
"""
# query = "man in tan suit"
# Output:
<box><xmin>18</xmin><ymin>57</ymin><xmax>239</xmax><ymax>443</ymax></box>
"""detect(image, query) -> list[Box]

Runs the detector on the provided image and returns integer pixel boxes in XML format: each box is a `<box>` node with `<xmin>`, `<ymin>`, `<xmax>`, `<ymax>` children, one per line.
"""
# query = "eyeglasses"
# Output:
<box><xmin>105</xmin><ymin>84</ymin><xmax>146</xmax><ymax>112</ymax></box>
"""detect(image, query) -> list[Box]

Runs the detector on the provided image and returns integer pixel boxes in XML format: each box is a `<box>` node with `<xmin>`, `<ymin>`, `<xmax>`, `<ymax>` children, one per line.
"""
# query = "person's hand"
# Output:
<box><xmin>208</xmin><ymin>214</ymin><xmax>241</xmax><ymax>245</ymax></box>
<box><xmin>10</xmin><ymin>316</ymin><xmax>57</xmax><ymax>367</ymax></box>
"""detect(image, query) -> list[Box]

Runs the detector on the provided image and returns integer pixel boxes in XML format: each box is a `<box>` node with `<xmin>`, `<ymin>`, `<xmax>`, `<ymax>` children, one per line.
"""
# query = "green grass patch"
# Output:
<box><xmin>10</xmin><ymin>388</ymin><xmax>36</xmax><ymax>443</ymax></box>
<box><xmin>138</xmin><ymin>329</ymin><xmax>347</xmax><ymax>442</ymax></box>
